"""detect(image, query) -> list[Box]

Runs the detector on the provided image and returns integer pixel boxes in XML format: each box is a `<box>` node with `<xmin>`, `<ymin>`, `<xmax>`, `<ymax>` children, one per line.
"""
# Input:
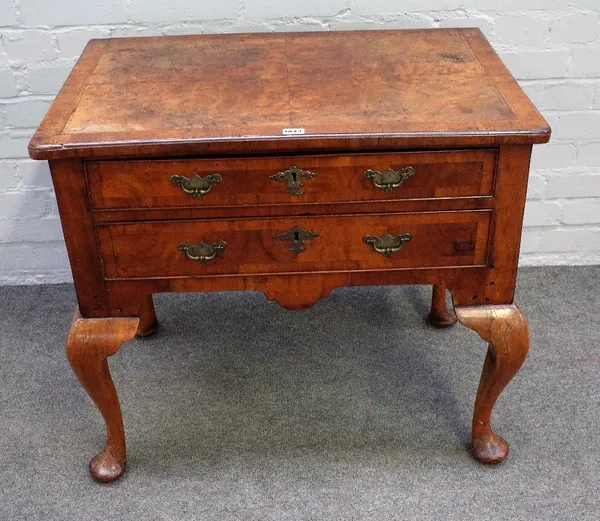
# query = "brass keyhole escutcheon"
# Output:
<box><xmin>270</xmin><ymin>166</ymin><xmax>317</xmax><ymax>196</ymax></box>
<box><xmin>273</xmin><ymin>226</ymin><xmax>319</xmax><ymax>254</ymax></box>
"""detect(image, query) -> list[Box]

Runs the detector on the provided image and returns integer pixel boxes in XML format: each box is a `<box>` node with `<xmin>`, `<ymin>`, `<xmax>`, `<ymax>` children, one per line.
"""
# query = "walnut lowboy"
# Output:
<box><xmin>29</xmin><ymin>29</ymin><xmax>549</xmax><ymax>482</ymax></box>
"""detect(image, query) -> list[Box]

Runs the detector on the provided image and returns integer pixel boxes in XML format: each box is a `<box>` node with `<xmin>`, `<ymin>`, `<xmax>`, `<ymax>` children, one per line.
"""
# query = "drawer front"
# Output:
<box><xmin>86</xmin><ymin>150</ymin><xmax>496</xmax><ymax>210</ymax></box>
<box><xmin>97</xmin><ymin>211</ymin><xmax>491</xmax><ymax>279</ymax></box>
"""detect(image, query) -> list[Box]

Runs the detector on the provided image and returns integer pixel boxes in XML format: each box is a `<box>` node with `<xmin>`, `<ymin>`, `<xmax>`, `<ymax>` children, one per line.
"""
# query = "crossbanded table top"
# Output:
<box><xmin>29</xmin><ymin>29</ymin><xmax>550</xmax><ymax>160</ymax></box>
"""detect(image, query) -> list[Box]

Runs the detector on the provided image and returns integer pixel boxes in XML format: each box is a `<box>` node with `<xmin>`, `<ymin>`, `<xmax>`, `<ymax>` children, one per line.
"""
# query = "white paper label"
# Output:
<box><xmin>282</xmin><ymin>128</ymin><xmax>305</xmax><ymax>135</ymax></box>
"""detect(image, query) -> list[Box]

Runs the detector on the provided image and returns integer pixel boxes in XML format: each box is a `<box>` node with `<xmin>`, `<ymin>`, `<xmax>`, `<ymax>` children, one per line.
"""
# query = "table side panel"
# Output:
<box><xmin>449</xmin><ymin>144</ymin><xmax>532</xmax><ymax>307</ymax></box>
<box><xmin>48</xmin><ymin>159</ymin><xmax>109</xmax><ymax>315</ymax></box>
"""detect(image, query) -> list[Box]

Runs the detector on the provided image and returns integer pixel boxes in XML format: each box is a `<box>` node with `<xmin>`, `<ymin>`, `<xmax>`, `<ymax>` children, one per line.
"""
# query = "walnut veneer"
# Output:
<box><xmin>29</xmin><ymin>29</ymin><xmax>549</xmax><ymax>482</ymax></box>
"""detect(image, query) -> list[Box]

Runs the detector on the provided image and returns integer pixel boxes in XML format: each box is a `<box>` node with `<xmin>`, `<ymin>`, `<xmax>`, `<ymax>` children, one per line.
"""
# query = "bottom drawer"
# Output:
<box><xmin>97</xmin><ymin>211</ymin><xmax>491</xmax><ymax>279</ymax></box>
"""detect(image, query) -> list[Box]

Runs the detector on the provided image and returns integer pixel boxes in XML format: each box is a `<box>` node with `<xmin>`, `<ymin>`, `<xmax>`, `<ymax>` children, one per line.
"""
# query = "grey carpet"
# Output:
<box><xmin>0</xmin><ymin>266</ymin><xmax>599</xmax><ymax>520</ymax></box>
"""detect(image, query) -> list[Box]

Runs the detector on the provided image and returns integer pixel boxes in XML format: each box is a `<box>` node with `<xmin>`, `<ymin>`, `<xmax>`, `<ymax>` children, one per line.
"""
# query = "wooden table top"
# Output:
<box><xmin>29</xmin><ymin>29</ymin><xmax>550</xmax><ymax>160</ymax></box>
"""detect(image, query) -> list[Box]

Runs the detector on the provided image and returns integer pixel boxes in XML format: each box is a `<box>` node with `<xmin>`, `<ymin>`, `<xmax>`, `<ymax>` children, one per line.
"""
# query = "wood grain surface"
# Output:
<box><xmin>96</xmin><ymin>211</ymin><xmax>491</xmax><ymax>279</ymax></box>
<box><xmin>28</xmin><ymin>29</ymin><xmax>549</xmax><ymax>160</ymax></box>
<box><xmin>85</xmin><ymin>150</ymin><xmax>497</xmax><ymax>210</ymax></box>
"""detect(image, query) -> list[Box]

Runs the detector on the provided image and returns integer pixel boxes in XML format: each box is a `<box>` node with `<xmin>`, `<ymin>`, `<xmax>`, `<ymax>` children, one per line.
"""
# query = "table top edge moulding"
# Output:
<box><xmin>28</xmin><ymin>28</ymin><xmax>549</xmax><ymax>483</ymax></box>
<box><xmin>28</xmin><ymin>28</ymin><xmax>550</xmax><ymax>161</ymax></box>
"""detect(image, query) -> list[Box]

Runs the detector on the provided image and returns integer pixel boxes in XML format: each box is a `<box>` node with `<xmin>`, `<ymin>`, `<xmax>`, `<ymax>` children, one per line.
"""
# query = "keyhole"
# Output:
<box><xmin>294</xmin><ymin>231</ymin><xmax>300</xmax><ymax>241</ymax></box>
<box><xmin>291</xmin><ymin>171</ymin><xmax>297</xmax><ymax>182</ymax></box>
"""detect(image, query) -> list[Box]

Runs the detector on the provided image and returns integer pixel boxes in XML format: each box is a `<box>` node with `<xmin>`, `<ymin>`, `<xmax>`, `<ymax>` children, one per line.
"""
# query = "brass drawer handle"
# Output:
<box><xmin>273</xmin><ymin>226</ymin><xmax>319</xmax><ymax>254</ymax></box>
<box><xmin>178</xmin><ymin>241</ymin><xmax>227</xmax><ymax>263</ymax></box>
<box><xmin>270</xmin><ymin>166</ymin><xmax>316</xmax><ymax>196</ymax></box>
<box><xmin>170</xmin><ymin>174</ymin><xmax>222</xmax><ymax>199</ymax></box>
<box><xmin>364</xmin><ymin>166</ymin><xmax>415</xmax><ymax>192</ymax></box>
<box><xmin>363</xmin><ymin>233</ymin><xmax>412</xmax><ymax>257</ymax></box>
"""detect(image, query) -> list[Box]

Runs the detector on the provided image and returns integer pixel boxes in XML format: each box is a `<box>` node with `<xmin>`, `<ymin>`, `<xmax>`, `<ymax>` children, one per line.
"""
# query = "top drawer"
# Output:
<box><xmin>85</xmin><ymin>150</ymin><xmax>497</xmax><ymax>210</ymax></box>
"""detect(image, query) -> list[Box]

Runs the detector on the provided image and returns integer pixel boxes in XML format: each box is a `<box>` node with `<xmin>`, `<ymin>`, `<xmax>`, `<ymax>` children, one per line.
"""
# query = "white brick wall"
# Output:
<box><xmin>1</xmin><ymin>1</ymin><xmax>600</xmax><ymax>284</ymax></box>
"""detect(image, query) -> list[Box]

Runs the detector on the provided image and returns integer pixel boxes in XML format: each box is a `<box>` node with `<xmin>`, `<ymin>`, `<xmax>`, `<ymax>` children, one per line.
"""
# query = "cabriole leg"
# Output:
<box><xmin>428</xmin><ymin>284</ymin><xmax>457</xmax><ymax>327</ymax></box>
<box><xmin>136</xmin><ymin>294</ymin><xmax>158</xmax><ymax>338</ymax></box>
<box><xmin>66</xmin><ymin>311</ymin><xmax>139</xmax><ymax>482</ymax></box>
<box><xmin>454</xmin><ymin>304</ymin><xmax>530</xmax><ymax>464</ymax></box>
